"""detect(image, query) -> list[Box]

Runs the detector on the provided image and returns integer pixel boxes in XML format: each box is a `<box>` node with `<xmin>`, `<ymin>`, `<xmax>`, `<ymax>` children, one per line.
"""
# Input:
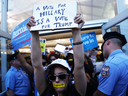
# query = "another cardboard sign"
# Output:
<box><xmin>40</xmin><ymin>39</ymin><xmax>46</xmax><ymax>55</ymax></box>
<box><xmin>70</xmin><ymin>31</ymin><xmax>99</xmax><ymax>51</ymax></box>
<box><xmin>31</xmin><ymin>1</ymin><xmax>78</xmax><ymax>31</ymax></box>
<box><xmin>54</xmin><ymin>43</ymin><xmax>66</xmax><ymax>53</ymax></box>
<box><xmin>11</xmin><ymin>18</ymin><xmax>31</xmax><ymax>51</ymax></box>
<box><xmin>29</xmin><ymin>39</ymin><xmax>46</xmax><ymax>55</ymax></box>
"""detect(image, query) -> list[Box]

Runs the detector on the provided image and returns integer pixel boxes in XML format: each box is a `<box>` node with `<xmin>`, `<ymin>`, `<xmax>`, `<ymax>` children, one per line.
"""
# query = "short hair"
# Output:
<box><xmin>109</xmin><ymin>38</ymin><xmax>123</xmax><ymax>48</ymax></box>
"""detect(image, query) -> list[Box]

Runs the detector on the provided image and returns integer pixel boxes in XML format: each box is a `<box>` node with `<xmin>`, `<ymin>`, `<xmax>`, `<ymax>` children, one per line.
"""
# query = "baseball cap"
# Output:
<box><xmin>101</xmin><ymin>31</ymin><xmax>127</xmax><ymax>50</ymax></box>
<box><xmin>47</xmin><ymin>58</ymin><xmax>71</xmax><ymax>71</ymax></box>
<box><xmin>7</xmin><ymin>54</ymin><xmax>17</xmax><ymax>62</ymax></box>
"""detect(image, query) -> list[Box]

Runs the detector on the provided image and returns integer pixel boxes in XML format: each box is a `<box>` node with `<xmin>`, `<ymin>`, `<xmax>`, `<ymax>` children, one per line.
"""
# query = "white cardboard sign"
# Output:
<box><xmin>31</xmin><ymin>1</ymin><xmax>78</xmax><ymax>31</ymax></box>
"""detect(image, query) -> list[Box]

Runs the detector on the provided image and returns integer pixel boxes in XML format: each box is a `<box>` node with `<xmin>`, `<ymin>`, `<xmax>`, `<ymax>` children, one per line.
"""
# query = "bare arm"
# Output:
<box><xmin>26</xmin><ymin>16</ymin><xmax>47</xmax><ymax>95</ymax></box>
<box><xmin>93</xmin><ymin>90</ymin><xmax>108</xmax><ymax>96</ymax></box>
<box><xmin>15</xmin><ymin>50</ymin><xmax>33</xmax><ymax>74</ymax></box>
<box><xmin>72</xmin><ymin>13</ymin><xmax>87</xmax><ymax>96</ymax></box>
<box><xmin>9</xmin><ymin>43</ymin><xmax>33</xmax><ymax>75</ymax></box>
<box><xmin>6</xmin><ymin>89</ymin><xmax>15</xmax><ymax>96</ymax></box>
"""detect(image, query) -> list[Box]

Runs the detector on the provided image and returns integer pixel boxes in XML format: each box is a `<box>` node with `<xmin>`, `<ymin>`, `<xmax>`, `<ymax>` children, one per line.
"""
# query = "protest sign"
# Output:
<box><xmin>70</xmin><ymin>31</ymin><xmax>99</xmax><ymax>51</ymax></box>
<box><xmin>40</xmin><ymin>39</ymin><xmax>46</xmax><ymax>55</ymax></box>
<box><xmin>11</xmin><ymin>18</ymin><xmax>31</xmax><ymax>51</ymax></box>
<box><xmin>29</xmin><ymin>39</ymin><xmax>46</xmax><ymax>55</ymax></box>
<box><xmin>31</xmin><ymin>1</ymin><xmax>78</xmax><ymax>31</ymax></box>
<box><xmin>54</xmin><ymin>43</ymin><xmax>66</xmax><ymax>53</ymax></box>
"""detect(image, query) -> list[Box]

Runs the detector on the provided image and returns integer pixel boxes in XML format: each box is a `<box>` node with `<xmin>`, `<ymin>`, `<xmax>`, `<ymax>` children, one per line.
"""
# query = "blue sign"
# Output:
<box><xmin>11</xmin><ymin>18</ymin><xmax>31</xmax><ymax>51</ymax></box>
<box><xmin>70</xmin><ymin>31</ymin><xmax>99</xmax><ymax>51</ymax></box>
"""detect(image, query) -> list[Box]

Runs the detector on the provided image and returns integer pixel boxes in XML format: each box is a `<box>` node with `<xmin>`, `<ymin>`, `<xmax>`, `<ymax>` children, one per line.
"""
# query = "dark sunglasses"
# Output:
<box><xmin>48</xmin><ymin>73</ymin><xmax>69</xmax><ymax>81</ymax></box>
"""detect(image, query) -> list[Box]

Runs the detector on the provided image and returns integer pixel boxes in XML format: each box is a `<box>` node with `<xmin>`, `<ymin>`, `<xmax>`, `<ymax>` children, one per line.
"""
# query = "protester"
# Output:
<box><xmin>93</xmin><ymin>32</ymin><xmax>128</xmax><ymax>96</ymax></box>
<box><xmin>65</xmin><ymin>49</ymin><xmax>74</xmax><ymax>74</ymax></box>
<box><xmin>42</xmin><ymin>54</ymin><xmax>50</xmax><ymax>70</ymax></box>
<box><xmin>54</xmin><ymin>51</ymin><xmax>61</xmax><ymax>58</ymax></box>
<box><xmin>26</xmin><ymin>13</ymin><xmax>87</xmax><ymax>96</ymax></box>
<box><xmin>48</xmin><ymin>53</ymin><xmax>58</xmax><ymax>63</ymax></box>
<box><xmin>5</xmin><ymin>53</ymin><xmax>31</xmax><ymax>96</ymax></box>
<box><xmin>42</xmin><ymin>55</ymin><xmax>50</xmax><ymax>66</ymax></box>
<box><xmin>24</xmin><ymin>54</ymin><xmax>32</xmax><ymax>66</ymax></box>
<box><xmin>84</xmin><ymin>52</ymin><xmax>97</xmax><ymax>96</ymax></box>
<box><xmin>84</xmin><ymin>54</ymin><xmax>94</xmax><ymax>79</ymax></box>
<box><xmin>93</xmin><ymin>51</ymin><xmax>104</xmax><ymax>76</ymax></box>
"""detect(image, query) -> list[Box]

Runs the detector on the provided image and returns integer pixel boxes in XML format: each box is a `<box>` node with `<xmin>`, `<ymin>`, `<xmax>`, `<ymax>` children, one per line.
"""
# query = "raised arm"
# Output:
<box><xmin>72</xmin><ymin>13</ymin><xmax>87</xmax><ymax>96</ymax></box>
<box><xmin>9</xmin><ymin>43</ymin><xmax>33</xmax><ymax>75</ymax></box>
<box><xmin>26</xmin><ymin>16</ymin><xmax>47</xmax><ymax>95</ymax></box>
<box><xmin>6</xmin><ymin>89</ymin><xmax>15</xmax><ymax>96</ymax></box>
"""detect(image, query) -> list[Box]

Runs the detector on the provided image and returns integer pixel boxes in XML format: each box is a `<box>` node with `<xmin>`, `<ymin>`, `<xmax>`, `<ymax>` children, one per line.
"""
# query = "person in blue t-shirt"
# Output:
<box><xmin>5</xmin><ymin>53</ymin><xmax>31</xmax><ymax>96</ymax></box>
<box><xmin>9</xmin><ymin>44</ymin><xmax>50</xmax><ymax>96</ymax></box>
<box><xmin>93</xmin><ymin>32</ymin><xmax>128</xmax><ymax>96</ymax></box>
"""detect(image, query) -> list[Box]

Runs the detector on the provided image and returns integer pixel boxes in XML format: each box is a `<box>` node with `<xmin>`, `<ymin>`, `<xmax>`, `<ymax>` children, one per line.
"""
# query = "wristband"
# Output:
<box><xmin>73</xmin><ymin>41</ymin><xmax>83</xmax><ymax>45</ymax></box>
<box><xmin>15</xmin><ymin>50</ymin><xmax>19</xmax><ymax>55</ymax></box>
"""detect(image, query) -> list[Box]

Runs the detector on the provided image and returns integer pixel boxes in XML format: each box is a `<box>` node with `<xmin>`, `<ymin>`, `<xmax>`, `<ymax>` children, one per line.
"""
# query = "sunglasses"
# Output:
<box><xmin>48</xmin><ymin>73</ymin><xmax>69</xmax><ymax>81</ymax></box>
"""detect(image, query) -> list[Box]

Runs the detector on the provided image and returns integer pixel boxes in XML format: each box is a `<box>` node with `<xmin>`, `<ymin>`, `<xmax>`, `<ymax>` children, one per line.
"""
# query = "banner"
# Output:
<box><xmin>40</xmin><ymin>39</ymin><xmax>46</xmax><ymax>55</ymax></box>
<box><xmin>70</xmin><ymin>31</ymin><xmax>99</xmax><ymax>51</ymax></box>
<box><xmin>31</xmin><ymin>1</ymin><xmax>78</xmax><ymax>31</ymax></box>
<box><xmin>54</xmin><ymin>43</ymin><xmax>66</xmax><ymax>53</ymax></box>
<box><xmin>11</xmin><ymin>18</ymin><xmax>31</xmax><ymax>51</ymax></box>
<box><xmin>29</xmin><ymin>39</ymin><xmax>46</xmax><ymax>55</ymax></box>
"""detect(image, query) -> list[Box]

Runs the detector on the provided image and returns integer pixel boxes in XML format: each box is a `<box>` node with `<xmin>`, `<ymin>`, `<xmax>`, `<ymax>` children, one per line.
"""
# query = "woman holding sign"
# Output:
<box><xmin>26</xmin><ymin>13</ymin><xmax>87</xmax><ymax>96</ymax></box>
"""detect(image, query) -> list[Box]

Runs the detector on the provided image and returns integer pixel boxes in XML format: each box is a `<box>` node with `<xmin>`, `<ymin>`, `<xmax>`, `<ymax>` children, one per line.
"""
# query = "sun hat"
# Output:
<box><xmin>47</xmin><ymin>58</ymin><xmax>71</xmax><ymax>71</ymax></box>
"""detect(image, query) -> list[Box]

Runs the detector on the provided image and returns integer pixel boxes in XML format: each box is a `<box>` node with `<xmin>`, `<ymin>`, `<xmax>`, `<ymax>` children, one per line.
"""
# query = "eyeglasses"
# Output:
<box><xmin>48</xmin><ymin>73</ymin><xmax>69</xmax><ymax>81</ymax></box>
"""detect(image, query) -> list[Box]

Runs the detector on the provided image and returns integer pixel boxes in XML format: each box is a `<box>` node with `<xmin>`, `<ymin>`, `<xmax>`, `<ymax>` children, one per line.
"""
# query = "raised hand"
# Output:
<box><xmin>9</xmin><ymin>43</ymin><xmax>13</xmax><ymax>50</ymax></box>
<box><xmin>74</xmin><ymin>13</ymin><xmax>85</xmax><ymax>30</ymax></box>
<box><xmin>26</xmin><ymin>16</ymin><xmax>36</xmax><ymax>31</ymax></box>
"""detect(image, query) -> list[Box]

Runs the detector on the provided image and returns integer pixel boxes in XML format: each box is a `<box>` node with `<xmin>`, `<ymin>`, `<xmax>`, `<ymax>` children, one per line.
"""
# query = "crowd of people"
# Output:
<box><xmin>3</xmin><ymin>13</ymin><xmax>128</xmax><ymax>96</ymax></box>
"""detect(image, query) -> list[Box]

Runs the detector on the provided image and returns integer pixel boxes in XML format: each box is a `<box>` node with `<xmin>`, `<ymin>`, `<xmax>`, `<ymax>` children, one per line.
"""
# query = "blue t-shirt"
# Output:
<box><xmin>98</xmin><ymin>49</ymin><xmax>128</xmax><ymax>96</ymax></box>
<box><xmin>4</xmin><ymin>66</ymin><xmax>31</xmax><ymax>95</ymax></box>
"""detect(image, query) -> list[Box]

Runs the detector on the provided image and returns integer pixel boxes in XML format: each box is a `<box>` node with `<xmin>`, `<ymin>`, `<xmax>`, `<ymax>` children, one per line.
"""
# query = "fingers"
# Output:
<box><xmin>9</xmin><ymin>43</ymin><xmax>11</xmax><ymax>46</ymax></box>
<box><xmin>9</xmin><ymin>43</ymin><xmax>13</xmax><ymax>49</ymax></box>
<box><xmin>74</xmin><ymin>13</ymin><xmax>84</xmax><ymax>24</ymax></box>
<box><xmin>29</xmin><ymin>16</ymin><xmax>36</xmax><ymax>25</ymax></box>
<box><xmin>74</xmin><ymin>16</ymin><xmax>81</xmax><ymax>24</ymax></box>
<box><xmin>26</xmin><ymin>16</ymin><xmax>36</xmax><ymax>29</ymax></box>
